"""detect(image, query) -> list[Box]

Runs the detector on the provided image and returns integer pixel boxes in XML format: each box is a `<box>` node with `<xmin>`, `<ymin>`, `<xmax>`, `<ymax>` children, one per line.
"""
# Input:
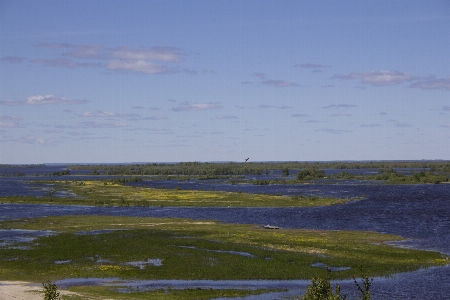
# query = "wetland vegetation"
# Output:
<box><xmin>1</xmin><ymin>180</ymin><xmax>359</xmax><ymax>207</ymax></box>
<box><xmin>1</xmin><ymin>216</ymin><xmax>447</xmax><ymax>299</ymax></box>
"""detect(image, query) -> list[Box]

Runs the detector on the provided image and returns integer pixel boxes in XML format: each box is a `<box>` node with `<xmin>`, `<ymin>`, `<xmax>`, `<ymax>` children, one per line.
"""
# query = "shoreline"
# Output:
<box><xmin>0</xmin><ymin>281</ymin><xmax>77</xmax><ymax>300</ymax></box>
<box><xmin>0</xmin><ymin>281</ymin><xmax>42</xmax><ymax>300</ymax></box>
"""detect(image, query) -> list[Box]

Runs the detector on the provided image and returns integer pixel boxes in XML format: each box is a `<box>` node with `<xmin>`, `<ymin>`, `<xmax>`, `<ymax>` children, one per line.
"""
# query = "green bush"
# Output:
<box><xmin>297</xmin><ymin>168</ymin><xmax>325</xmax><ymax>181</ymax></box>
<box><xmin>42</xmin><ymin>281</ymin><xmax>61</xmax><ymax>300</ymax></box>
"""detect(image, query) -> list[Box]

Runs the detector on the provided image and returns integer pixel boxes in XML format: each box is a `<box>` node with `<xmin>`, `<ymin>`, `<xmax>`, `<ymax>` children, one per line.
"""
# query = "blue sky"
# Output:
<box><xmin>1</xmin><ymin>1</ymin><xmax>449</xmax><ymax>164</ymax></box>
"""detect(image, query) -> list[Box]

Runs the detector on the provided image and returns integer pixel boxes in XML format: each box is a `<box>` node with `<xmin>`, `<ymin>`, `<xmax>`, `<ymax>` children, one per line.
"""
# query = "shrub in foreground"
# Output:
<box><xmin>42</xmin><ymin>281</ymin><xmax>61</xmax><ymax>300</ymax></box>
<box><xmin>300</xmin><ymin>267</ymin><xmax>373</xmax><ymax>300</ymax></box>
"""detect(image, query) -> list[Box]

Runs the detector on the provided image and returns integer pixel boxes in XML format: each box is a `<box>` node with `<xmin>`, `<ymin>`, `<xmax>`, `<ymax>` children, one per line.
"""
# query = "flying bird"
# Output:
<box><xmin>245</xmin><ymin>158</ymin><xmax>249</xmax><ymax>162</ymax></box>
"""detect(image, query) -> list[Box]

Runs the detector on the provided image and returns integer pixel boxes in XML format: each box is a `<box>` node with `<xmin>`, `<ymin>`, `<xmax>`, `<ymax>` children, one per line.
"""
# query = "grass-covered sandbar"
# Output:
<box><xmin>0</xmin><ymin>215</ymin><xmax>447</xmax><ymax>283</ymax></box>
<box><xmin>2</xmin><ymin>179</ymin><xmax>360</xmax><ymax>207</ymax></box>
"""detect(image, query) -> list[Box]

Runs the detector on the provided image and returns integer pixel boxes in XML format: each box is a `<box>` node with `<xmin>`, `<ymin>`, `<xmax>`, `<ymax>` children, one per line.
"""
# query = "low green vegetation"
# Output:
<box><xmin>1</xmin><ymin>180</ymin><xmax>358</xmax><ymax>207</ymax></box>
<box><xmin>1</xmin><ymin>215</ymin><xmax>447</xmax><ymax>299</ymax></box>
<box><xmin>296</xmin><ymin>168</ymin><xmax>326</xmax><ymax>180</ymax></box>
<box><xmin>0</xmin><ymin>215</ymin><xmax>447</xmax><ymax>284</ymax></box>
<box><xmin>371</xmin><ymin>169</ymin><xmax>449</xmax><ymax>184</ymax></box>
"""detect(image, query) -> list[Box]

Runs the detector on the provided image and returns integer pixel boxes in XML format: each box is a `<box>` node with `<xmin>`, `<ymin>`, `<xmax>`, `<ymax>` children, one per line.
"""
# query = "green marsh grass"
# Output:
<box><xmin>1</xmin><ymin>180</ymin><xmax>358</xmax><ymax>207</ymax></box>
<box><xmin>0</xmin><ymin>215</ymin><xmax>447</xmax><ymax>283</ymax></box>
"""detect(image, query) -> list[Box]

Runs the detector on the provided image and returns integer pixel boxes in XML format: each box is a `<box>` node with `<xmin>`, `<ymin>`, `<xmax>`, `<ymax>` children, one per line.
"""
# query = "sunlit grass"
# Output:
<box><xmin>0</xmin><ymin>215</ymin><xmax>447</xmax><ymax>284</ymax></box>
<box><xmin>1</xmin><ymin>179</ymin><xmax>358</xmax><ymax>207</ymax></box>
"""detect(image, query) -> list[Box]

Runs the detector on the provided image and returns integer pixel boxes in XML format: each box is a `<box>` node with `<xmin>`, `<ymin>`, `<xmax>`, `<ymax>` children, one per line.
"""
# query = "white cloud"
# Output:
<box><xmin>293</xmin><ymin>63</ymin><xmax>329</xmax><ymax>69</ymax></box>
<box><xmin>44</xmin><ymin>128</ymin><xmax>63</xmax><ymax>133</ymax></box>
<box><xmin>0</xmin><ymin>95</ymin><xmax>90</xmax><ymax>105</ymax></box>
<box><xmin>332</xmin><ymin>70</ymin><xmax>414</xmax><ymax>86</ymax></box>
<box><xmin>330</xmin><ymin>112</ymin><xmax>352</xmax><ymax>117</ymax></box>
<box><xmin>81</xmin><ymin>110</ymin><xmax>116</xmax><ymax>117</ymax></box>
<box><xmin>63</xmin><ymin>44</ymin><xmax>105</xmax><ymax>59</ymax></box>
<box><xmin>107</xmin><ymin>60</ymin><xmax>168</xmax><ymax>74</ymax></box>
<box><xmin>396</xmin><ymin>123</ymin><xmax>413</xmax><ymax>128</ymax></box>
<box><xmin>261</xmin><ymin>79</ymin><xmax>301</xmax><ymax>87</ymax></box>
<box><xmin>410</xmin><ymin>76</ymin><xmax>450</xmax><ymax>91</ymax></box>
<box><xmin>36</xmin><ymin>43</ymin><xmax>105</xmax><ymax>58</ymax></box>
<box><xmin>292</xmin><ymin>63</ymin><xmax>331</xmax><ymax>72</ymax></box>
<box><xmin>29</xmin><ymin>95</ymin><xmax>89</xmax><ymax>105</ymax></box>
<box><xmin>66</xmin><ymin>131</ymin><xmax>93</xmax><ymax>136</ymax></box>
<box><xmin>176</xmin><ymin>133</ymin><xmax>202</xmax><ymax>138</ymax></box>
<box><xmin>18</xmin><ymin>135</ymin><xmax>57</xmax><ymax>146</ymax></box>
<box><xmin>150</xmin><ymin>127</ymin><xmax>173</xmax><ymax>134</ymax></box>
<box><xmin>0</xmin><ymin>116</ymin><xmax>22</xmax><ymax>121</ymax></box>
<box><xmin>31</xmin><ymin>58</ymin><xmax>103</xmax><ymax>69</ymax></box>
<box><xmin>79</xmin><ymin>121</ymin><xmax>127</xmax><ymax>128</ymax></box>
<box><xmin>252</xmin><ymin>72</ymin><xmax>267</xmax><ymax>79</ymax></box>
<box><xmin>203</xmin><ymin>131</ymin><xmax>225</xmax><ymax>135</ymax></box>
<box><xmin>256</xmin><ymin>104</ymin><xmax>293</xmax><ymax>109</ymax></box>
<box><xmin>216</xmin><ymin>115</ymin><xmax>238</xmax><ymax>120</ymax></box>
<box><xmin>37</xmin><ymin>43</ymin><xmax>183</xmax><ymax>62</ymax></box>
<box><xmin>322</xmin><ymin>104</ymin><xmax>357</xmax><ymax>109</ymax></box>
<box><xmin>171</xmin><ymin>102</ymin><xmax>223</xmax><ymax>112</ymax></box>
<box><xmin>1</xmin><ymin>56</ymin><xmax>26</xmax><ymax>63</ymax></box>
<box><xmin>29</xmin><ymin>43</ymin><xmax>185</xmax><ymax>75</ymax></box>
<box><xmin>361</xmin><ymin>123</ymin><xmax>382</xmax><ymax>127</ymax></box>
<box><xmin>81</xmin><ymin>110</ymin><xmax>140</xmax><ymax>118</ymax></box>
<box><xmin>0</xmin><ymin>121</ymin><xmax>19</xmax><ymax>128</ymax></box>
<box><xmin>0</xmin><ymin>100</ymin><xmax>24</xmax><ymax>106</ymax></box>
<box><xmin>315</xmin><ymin>128</ymin><xmax>352</xmax><ymax>134</ymax></box>
<box><xmin>112</xmin><ymin>47</ymin><xmax>183</xmax><ymax>62</ymax></box>
<box><xmin>0</xmin><ymin>116</ymin><xmax>23</xmax><ymax>128</ymax></box>
<box><xmin>183</xmin><ymin>68</ymin><xmax>198</xmax><ymax>75</ymax></box>
<box><xmin>141</xmin><ymin>116</ymin><xmax>168</xmax><ymax>120</ymax></box>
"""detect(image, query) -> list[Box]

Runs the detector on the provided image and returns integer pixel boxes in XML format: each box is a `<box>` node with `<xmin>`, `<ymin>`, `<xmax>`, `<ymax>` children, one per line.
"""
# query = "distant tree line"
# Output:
<box><xmin>68</xmin><ymin>161</ymin><xmax>450</xmax><ymax>177</ymax></box>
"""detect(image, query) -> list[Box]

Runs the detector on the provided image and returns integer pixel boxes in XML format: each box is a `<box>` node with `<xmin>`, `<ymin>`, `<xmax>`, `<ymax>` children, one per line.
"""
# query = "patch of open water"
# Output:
<box><xmin>0</xmin><ymin>229</ymin><xmax>56</xmax><ymax>249</ymax></box>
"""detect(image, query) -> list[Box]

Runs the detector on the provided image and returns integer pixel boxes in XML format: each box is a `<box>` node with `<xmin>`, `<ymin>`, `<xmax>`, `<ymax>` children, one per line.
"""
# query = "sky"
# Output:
<box><xmin>1</xmin><ymin>0</ymin><xmax>449</xmax><ymax>164</ymax></box>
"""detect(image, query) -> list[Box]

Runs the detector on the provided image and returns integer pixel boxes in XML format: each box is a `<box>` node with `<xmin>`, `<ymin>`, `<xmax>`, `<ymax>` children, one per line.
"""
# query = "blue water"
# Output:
<box><xmin>0</xmin><ymin>165</ymin><xmax>449</xmax><ymax>299</ymax></box>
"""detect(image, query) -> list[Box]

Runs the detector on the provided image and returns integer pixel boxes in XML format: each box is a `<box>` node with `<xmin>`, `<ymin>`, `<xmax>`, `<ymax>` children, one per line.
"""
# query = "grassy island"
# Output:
<box><xmin>0</xmin><ymin>215</ymin><xmax>448</xmax><ymax>299</ymax></box>
<box><xmin>2</xmin><ymin>179</ymin><xmax>360</xmax><ymax>207</ymax></box>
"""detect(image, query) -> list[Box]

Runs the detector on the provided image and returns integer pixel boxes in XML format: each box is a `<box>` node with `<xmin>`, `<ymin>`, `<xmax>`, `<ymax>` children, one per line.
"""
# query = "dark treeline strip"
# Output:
<box><xmin>0</xmin><ymin>164</ymin><xmax>46</xmax><ymax>168</ymax></box>
<box><xmin>68</xmin><ymin>161</ymin><xmax>450</xmax><ymax>176</ymax></box>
